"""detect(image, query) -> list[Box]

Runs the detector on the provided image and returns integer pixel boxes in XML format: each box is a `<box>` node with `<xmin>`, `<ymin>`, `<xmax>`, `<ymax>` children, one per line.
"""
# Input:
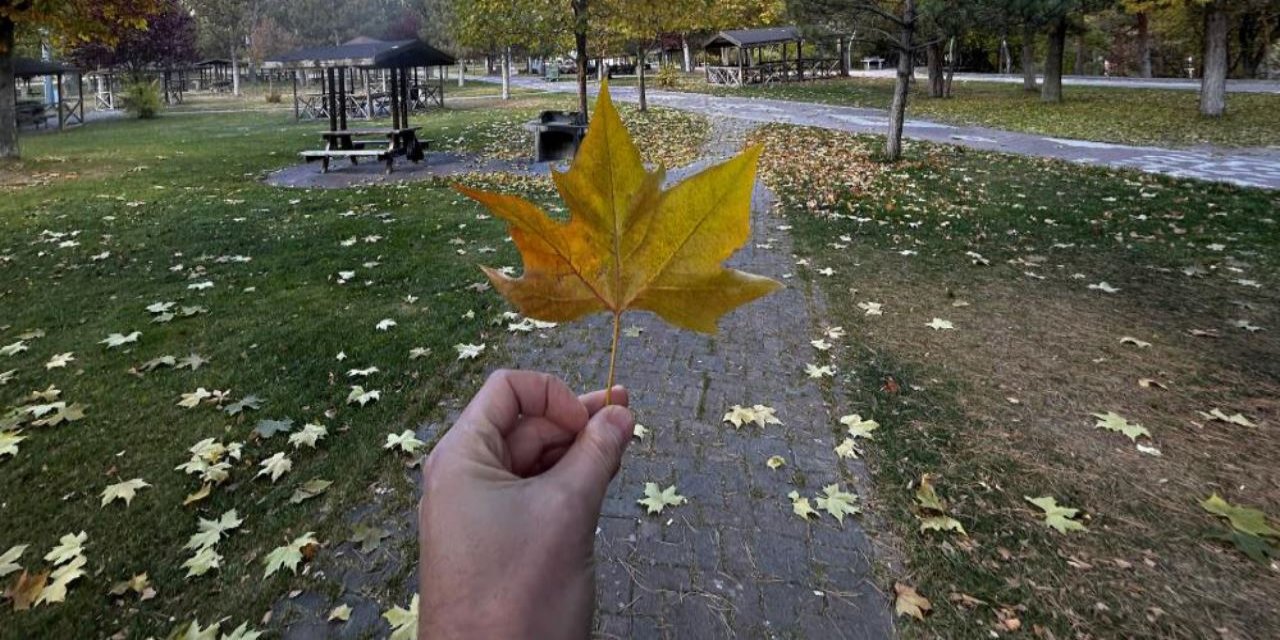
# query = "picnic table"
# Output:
<box><xmin>300</xmin><ymin>127</ymin><xmax>428</xmax><ymax>174</ymax></box>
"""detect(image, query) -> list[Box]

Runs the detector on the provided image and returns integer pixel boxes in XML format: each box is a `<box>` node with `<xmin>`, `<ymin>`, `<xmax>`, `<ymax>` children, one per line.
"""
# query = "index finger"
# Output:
<box><xmin>458</xmin><ymin>369</ymin><xmax>589</xmax><ymax>438</ymax></box>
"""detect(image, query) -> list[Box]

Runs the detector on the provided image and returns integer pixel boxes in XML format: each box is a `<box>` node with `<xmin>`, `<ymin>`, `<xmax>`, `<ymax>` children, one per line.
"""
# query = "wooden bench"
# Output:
<box><xmin>16</xmin><ymin>101</ymin><xmax>48</xmax><ymax>129</ymax></box>
<box><xmin>301</xmin><ymin>149</ymin><xmax>394</xmax><ymax>174</ymax></box>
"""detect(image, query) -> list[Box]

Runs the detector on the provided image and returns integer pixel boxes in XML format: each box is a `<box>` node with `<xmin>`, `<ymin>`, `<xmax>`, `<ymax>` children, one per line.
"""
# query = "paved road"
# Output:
<box><xmin>493</xmin><ymin>76</ymin><xmax>1280</xmax><ymax>190</ymax></box>
<box><xmin>848</xmin><ymin>69</ymin><xmax>1280</xmax><ymax>94</ymax></box>
<box><xmin>495</xmin><ymin>117</ymin><xmax>892</xmax><ymax>639</ymax></box>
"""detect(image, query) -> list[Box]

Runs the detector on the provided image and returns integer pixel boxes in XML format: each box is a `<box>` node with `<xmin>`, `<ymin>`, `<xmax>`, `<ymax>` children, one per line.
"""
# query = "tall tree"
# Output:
<box><xmin>1198</xmin><ymin>0</ymin><xmax>1228</xmax><ymax>116</ymax></box>
<box><xmin>191</xmin><ymin>0</ymin><xmax>252</xmax><ymax>95</ymax></box>
<box><xmin>0</xmin><ymin>0</ymin><xmax>160</xmax><ymax>159</ymax></box>
<box><xmin>790</xmin><ymin>0</ymin><xmax>924</xmax><ymax>161</ymax></box>
<box><xmin>602</xmin><ymin>0</ymin><xmax>700</xmax><ymax>111</ymax></box>
<box><xmin>68</xmin><ymin>0</ymin><xmax>197</xmax><ymax>76</ymax></box>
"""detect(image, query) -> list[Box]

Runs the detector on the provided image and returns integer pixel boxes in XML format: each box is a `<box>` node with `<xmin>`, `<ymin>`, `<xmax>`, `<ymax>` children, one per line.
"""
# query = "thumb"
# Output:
<box><xmin>547</xmin><ymin>405</ymin><xmax>634</xmax><ymax>505</ymax></box>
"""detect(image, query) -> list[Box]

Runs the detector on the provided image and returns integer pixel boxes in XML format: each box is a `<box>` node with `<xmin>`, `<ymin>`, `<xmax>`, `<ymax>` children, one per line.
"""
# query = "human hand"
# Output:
<box><xmin>418</xmin><ymin>369</ymin><xmax>635</xmax><ymax>640</ymax></box>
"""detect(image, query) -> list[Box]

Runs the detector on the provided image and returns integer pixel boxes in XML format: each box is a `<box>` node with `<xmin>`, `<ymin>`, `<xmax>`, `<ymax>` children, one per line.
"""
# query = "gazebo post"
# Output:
<box><xmin>362</xmin><ymin>68</ymin><xmax>370</xmax><ymax>118</ymax></box>
<box><xmin>797</xmin><ymin>39</ymin><xmax>804</xmax><ymax>81</ymax></box>
<box><xmin>291</xmin><ymin>69</ymin><xmax>299</xmax><ymax>120</ymax></box>
<box><xmin>56</xmin><ymin>72</ymin><xmax>64</xmax><ymax>131</ymax></box>
<box><xmin>388</xmin><ymin>66</ymin><xmax>400</xmax><ymax>129</ymax></box>
<box><xmin>337</xmin><ymin>66</ymin><xmax>348</xmax><ymax>131</ymax></box>
<box><xmin>326</xmin><ymin>67</ymin><xmax>337</xmax><ymax>132</ymax></box>
<box><xmin>76</xmin><ymin>72</ymin><xmax>84</xmax><ymax>124</ymax></box>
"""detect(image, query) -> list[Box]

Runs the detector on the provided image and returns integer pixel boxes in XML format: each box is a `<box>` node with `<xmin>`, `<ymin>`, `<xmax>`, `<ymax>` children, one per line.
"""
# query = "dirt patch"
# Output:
<box><xmin>826</xmin><ymin>246</ymin><xmax>1280</xmax><ymax>638</ymax></box>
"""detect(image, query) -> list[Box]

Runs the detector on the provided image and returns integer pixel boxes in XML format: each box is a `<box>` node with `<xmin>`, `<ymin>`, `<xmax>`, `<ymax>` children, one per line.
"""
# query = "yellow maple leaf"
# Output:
<box><xmin>458</xmin><ymin>82</ymin><xmax>780</xmax><ymax>393</ymax></box>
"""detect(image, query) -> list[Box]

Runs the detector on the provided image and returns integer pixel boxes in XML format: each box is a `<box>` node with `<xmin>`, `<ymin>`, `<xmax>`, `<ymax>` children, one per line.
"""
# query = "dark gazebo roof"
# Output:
<box><xmin>265</xmin><ymin>37</ymin><xmax>455</xmax><ymax>69</ymax></box>
<box><xmin>195</xmin><ymin>59</ymin><xmax>231</xmax><ymax>67</ymax></box>
<box><xmin>704</xmin><ymin>26</ymin><xmax>803</xmax><ymax>50</ymax></box>
<box><xmin>13</xmin><ymin>57</ymin><xmax>78</xmax><ymax>79</ymax></box>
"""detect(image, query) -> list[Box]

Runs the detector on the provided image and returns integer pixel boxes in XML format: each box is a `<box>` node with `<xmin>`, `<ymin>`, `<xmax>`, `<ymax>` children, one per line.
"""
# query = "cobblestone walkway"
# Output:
<box><xmin>496</xmin><ymin>76</ymin><xmax>1280</xmax><ymax>190</ymax></box>
<box><xmin>497</xmin><ymin>118</ymin><xmax>892</xmax><ymax>639</ymax></box>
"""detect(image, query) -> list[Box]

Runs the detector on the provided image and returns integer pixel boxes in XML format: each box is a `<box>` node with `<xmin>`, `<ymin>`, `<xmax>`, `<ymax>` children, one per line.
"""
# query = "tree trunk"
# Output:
<box><xmin>1042</xmin><ymin>16</ymin><xmax>1067</xmax><ymax>103</ymax></box>
<box><xmin>1021</xmin><ymin>22</ymin><xmax>1037</xmax><ymax>91</ymax></box>
<box><xmin>0</xmin><ymin>17</ymin><xmax>17</xmax><ymax>160</ymax></box>
<box><xmin>501</xmin><ymin>47</ymin><xmax>511</xmax><ymax>100</ymax></box>
<box><xmin>1073</xmin><ymin>31</ymin><xmax>1085</xmax><ymax>75</ymax></box>
<box><xmin>1200</xmin><ymin>0</ymin><xmax>1228</xmax><ymax>117</ymax></box>
<box><xmin>1137</xmin><ymin>12</ymin><xmax>1152</xmax><ymax>78</ymax></box>
<box><xmin>885</xmin><ymin>0</ymin><xmax>915</xmax><ymax>162</ymax></box>
<box><xmin>572</xmin><ymin>0</ymin><xmax>590</xmax><ymax>123</ymax></box>
<box><xmin>926</xmin><ymin>41</ymin><xmax>944</xmax><ymax>98</ymax></box>
<box><xmin>231</xmin><ymin>46</ymin><xmax>241</xmax><ymax>96</ymax></box>
<box><xmin>458</xmin><ymin>59</ymin><xmax>465</xmax><ymax>87</ymax></box>
<box><xmin>682</xmin><ymin>35</ymin><xmax>691</xmax><ymax>72</ymax></box>
<box><xmin>944</xmin><ymin>36</ymin><xmax>957</xmax><ymax>97</ymax></box>
<box><xmin>638</xmin><ymin>48</ymin><xmax>647</xmax><ymax>111</ymax></box>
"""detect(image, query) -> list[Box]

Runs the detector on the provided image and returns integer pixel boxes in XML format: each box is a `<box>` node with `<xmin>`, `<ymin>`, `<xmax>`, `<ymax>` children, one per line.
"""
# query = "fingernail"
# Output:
<box><xmin>603</xmin><ymin>405</ymin><xmax>634</xmax><ymax>432</ymax></box>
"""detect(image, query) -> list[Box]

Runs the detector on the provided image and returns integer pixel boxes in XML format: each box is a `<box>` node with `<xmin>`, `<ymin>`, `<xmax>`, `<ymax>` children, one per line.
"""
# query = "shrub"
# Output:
<box><xmin>121</xmin><ymin>79</ymin><xmax>162</xmax><ymax>119</ymax></box>
<box><xmin>654</xmin><ymin>64</ymin><xmax>682</xmax><ymax>89</ymax></box>
<box><xmin>265</xmin><ymin>92</ymin><xmax>283</xmax><ymax>103</ymax></box>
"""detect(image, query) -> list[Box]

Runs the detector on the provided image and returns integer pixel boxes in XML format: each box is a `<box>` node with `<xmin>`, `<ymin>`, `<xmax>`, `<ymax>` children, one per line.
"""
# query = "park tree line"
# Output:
<box><xmin>0</xmin><ymin>0</ymin><xmax>1275</xmax><ymax>161</ymax></box>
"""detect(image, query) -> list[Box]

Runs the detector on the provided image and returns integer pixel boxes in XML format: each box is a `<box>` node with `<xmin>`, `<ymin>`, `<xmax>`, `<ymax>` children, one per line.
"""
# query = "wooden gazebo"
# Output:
<box><xmin>703</xmin><ymin>26</ymin><xmax>845</xmax><ymax>87</ymax></box>
<box><xmin>12</xmin><ymin>57</ymin><xmax>84</xmax><ymax>130</ymax></box>
<box><xmin>265</xmin><ymin>37</ymin><xmax>456</xmax><ymax>131</ymax></box>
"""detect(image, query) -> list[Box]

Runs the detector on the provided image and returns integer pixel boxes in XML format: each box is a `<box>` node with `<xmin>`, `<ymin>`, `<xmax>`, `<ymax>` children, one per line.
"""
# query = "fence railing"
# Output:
<box><xmin>705</xmin><ymin>58</ymin><xmax>843</xmax><ymax>87</ymax></box>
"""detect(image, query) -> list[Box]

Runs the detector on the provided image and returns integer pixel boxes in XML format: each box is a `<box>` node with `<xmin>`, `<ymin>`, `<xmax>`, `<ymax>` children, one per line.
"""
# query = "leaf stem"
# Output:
<box><xmin>605</xmin><ymin>311</ymin><xmax>622</xmax><ymax>405</ymax></box>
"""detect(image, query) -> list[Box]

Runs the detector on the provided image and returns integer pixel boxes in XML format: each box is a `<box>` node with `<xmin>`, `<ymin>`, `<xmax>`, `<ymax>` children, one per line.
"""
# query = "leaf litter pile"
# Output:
<box><xmin>750</xmin><ymin>123</ymin><xmax>1280</xmax><ymax>637</ymax></box>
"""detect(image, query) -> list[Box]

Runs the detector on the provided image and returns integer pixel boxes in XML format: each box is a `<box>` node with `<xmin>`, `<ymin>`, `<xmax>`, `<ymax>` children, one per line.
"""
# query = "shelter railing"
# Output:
<box><xmin>705</xmin><ymin>58</ymin><xmax>843</xmax><ymax>86</ymax></box>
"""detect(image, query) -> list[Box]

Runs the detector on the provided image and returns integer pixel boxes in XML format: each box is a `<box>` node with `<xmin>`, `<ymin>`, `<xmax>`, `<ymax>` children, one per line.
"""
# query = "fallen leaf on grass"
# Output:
<box><xmin>256</xmin><ymin>453</ymin><xmax>292</xmax><ymax>482</ymax></box>
<box><xmin>1119</xmin><ymin>336</ymin><xmax>1151</xmax><ymax>348</ymax></box>
<box><xmin>1088</xmin><ymin>282</ymin><xmax>1120</xmax><ymax>294</ymax></box>
<box><xmin>805</xmin><ymin>363</ymin><xmax>835</xmax><ymax>378</ymax></box>
<box><xmin>926</xmin><ymin>318</ymin><xmax>954</xmax><ymax>330</ymax></box>
<box><xmin>1199</xmin><ymin>408</ymin><xmax>1256</xmax><ymax>428</ymax></box>
<box><xmin>894</xmin><ymin>582</ymin><xmax>931</xmax><ymax>619</ymax></box>
<box><xmin>915</xmin><ymin>474</ymin><xmax>966</xmax><ymax>535</ymax></box>
<box><xmin>263</xmin><ymin>532</ymin><xmax>319</xmax><ymax>578</ymax></box>
<box><xmin>328</xmin><ymin>604</ymin><xmax>352</xmax><ymax>622</ymax></box>
<box><xmin>1092</xmin><ymin>411</ymin><xmax>1149</xmax><ymax>441</ymax></box>
<box><xmin>44</xmin><ymin>532</ymin><xmax>86</xmax><ymax>565</ymax></box>
<box><xmin>108</xmin><ymin>573</ymin><xmax>153</xmax><ymax>599</ymax></box>
<box><xmin>815</xmin><ymin>485</ymin><xmax>860</xmax><ymax>523</ymax></box>
<box><xmin>453</xmin><ymin>343</ymin><xmax>485</xmax><ymax>360</ymax></box>
<box><xmin>100</xmin><ymin>478</ymin><xmax>150</xmax><ymax>507</ymax></box>
<box><xmin>254</xmin><ymin>418</ymin><xmax>294</xmax><ymax>438</ymax></box>
<box><xmin>44</xmin><ymin>353</ymin><xmax>74</xmax><ymax>369</ymax></box>
<box><xmin>383</xmin><ymin>594</ymin><xmax>419</xmax><ymax>640</ymax></box>
<box><xmin>0</xmin><ymin>545</ymin><xmax>28</xmax><ymax>579</ymax></box>
<box><xmin>186</xmin><ymin>510</ymin><xmax>243</xmax><ymax>551</ymax></box>
<box><xmin>178</xmin><ymin>388</ymin><xmax>213</xmax><ymax>408</ymax></box>
<box><xmin>1026</xmin><ymin>496</ymin><xmax>1087</xmax><ymax>533</ymax></box>
<box><xmin>347</xmin><ymin>386</ymin><xmax>380</xmax><ymax>406</ymax></box>
<box><xmin>288</xmin><ymin>423</ymin><xmax>328</xmax><ymax>449</ymax></box>
<box><xmin>99</xmin><ymin>331</ymin><xmax>141</xmax><ymax>348</ymax></box>
<box><xmin>223</xmin><ymin>395</ymin><xmax>261</xmax><ymax>416</ymax></box>
<box><xmin>0</xmin><ymin>431</ymin><xmax>25</xmax><ymax>461</ymax></box>
<box><xmin>4</xmin><ymin>569</ymin><xmax>48</xmax><ymax>611</ymax></box>
<box><xmin>1200</xmin><ymin>494</ymin><xmax>1280</xmax><ymax>538</ymax></box>
<box><xmin>290</xmin><ymin>479</ymin><xmax>332</xmax><ymax>504</ymax></box>
<box><xmin>0</xmin><ymin>341</ymin><xmax>27</xmax><ymax>357</ymax></box>
<box><xmin>351</xmin><ymin>524</ymin><xmax>390</xmax><ymax>554</ymax></box>
<box><xmin>384</xmin><ymin>430</ymin><xmax>425</xmax><ymax>454</ymax></box>
<box><xmin>638</xmin><ymin>482</ymin><xmax>686</xmax><ymax>515</ymax></box>
<box><xmin>766</xmin><ymin>455</ymin><xmax>785</xmax><ymax>469</ymax></box>
<box><xmin>840</xmin><ymin>414</ymin><xmax>879</xmax><ymax>439</ymax></box>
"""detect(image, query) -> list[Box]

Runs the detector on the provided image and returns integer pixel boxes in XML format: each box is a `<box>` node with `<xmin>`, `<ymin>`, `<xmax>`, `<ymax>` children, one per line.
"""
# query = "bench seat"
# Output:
<box><xmin>300</xmin><ymin>149</ymin><xmax>393</xmax><ymax>174</ymax></box>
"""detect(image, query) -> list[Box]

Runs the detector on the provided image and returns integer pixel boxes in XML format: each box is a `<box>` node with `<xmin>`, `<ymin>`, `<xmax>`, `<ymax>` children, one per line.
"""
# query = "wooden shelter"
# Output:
<box><xmin>12</xmin><ymin>57</ymin><xmax>84</xmax><ymax>130</ymax></box>
<box><xmin>703</xmin><ymin>26</ymin><xmax>845</xmax><ymax>86</ymax></box>
<box><xmin>265</xmin><ymin>37</ymin><xmax>456</xmax><ymax>130</ymax></box>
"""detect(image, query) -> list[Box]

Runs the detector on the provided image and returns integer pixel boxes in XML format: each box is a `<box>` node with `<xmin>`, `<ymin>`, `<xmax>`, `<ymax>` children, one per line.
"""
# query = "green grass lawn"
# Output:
<box><xmin>665</xmin><ymin>74</ymin><xmax>1280</xmax><ymax>148</ymax></box>
<box><xmin>0</xmin><ymin>97</ymin><xmax>707</xmax><ymax>638</ymax></box>
<box><xmin>750</xmin><ymin>124</ymin><xmax>1280</xmax><ymax>638</ymax></box>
